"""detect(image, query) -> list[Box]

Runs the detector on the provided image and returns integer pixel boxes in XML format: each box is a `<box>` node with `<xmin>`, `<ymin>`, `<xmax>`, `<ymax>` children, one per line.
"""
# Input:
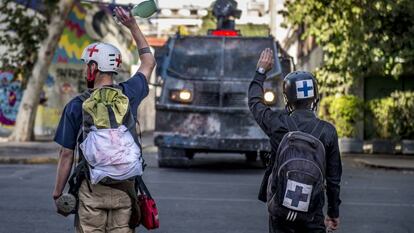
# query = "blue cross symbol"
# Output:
<box><xmin>297</xmin><ymin>81</ymin><xmax>313</xmax><ymax>97</ymax></box>
<box><xmin>286</xmin><ymin>186</ymin><xmax>309</xmax><ymax>207</ymax></box>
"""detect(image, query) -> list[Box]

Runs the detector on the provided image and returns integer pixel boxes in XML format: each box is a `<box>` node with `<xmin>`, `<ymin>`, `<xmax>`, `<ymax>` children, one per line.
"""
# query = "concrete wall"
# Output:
<box><xmin>296</xmin><ymin>47</ymin><xmax>323</xmax><ymax>72</ymax></box>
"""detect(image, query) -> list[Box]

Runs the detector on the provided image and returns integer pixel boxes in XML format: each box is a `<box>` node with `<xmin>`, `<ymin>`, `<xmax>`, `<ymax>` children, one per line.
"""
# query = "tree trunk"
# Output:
<box><xmin>9</xmin><ymin>0</ymin><xmax>78</xmax><ymax>142</ymax></box>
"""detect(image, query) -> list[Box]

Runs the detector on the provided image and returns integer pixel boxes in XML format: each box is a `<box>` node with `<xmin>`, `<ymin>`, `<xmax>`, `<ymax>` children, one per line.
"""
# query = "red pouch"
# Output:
<box><xmin>137</xmin><ymin>176</ymin><xmax>159</xmax><ymax>230</ymax></box>
<box><xmin>138</xmin><ymin>194</ymin><xmax>159</xmax><ymax>229</ymax></box>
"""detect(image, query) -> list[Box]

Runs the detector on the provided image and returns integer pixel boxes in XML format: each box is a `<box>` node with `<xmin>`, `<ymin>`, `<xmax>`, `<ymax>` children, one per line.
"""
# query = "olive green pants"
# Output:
<box><xmin>75</xmin><ymin>181</ymin><xmax>134</xmax><ymax>233</ymax></box>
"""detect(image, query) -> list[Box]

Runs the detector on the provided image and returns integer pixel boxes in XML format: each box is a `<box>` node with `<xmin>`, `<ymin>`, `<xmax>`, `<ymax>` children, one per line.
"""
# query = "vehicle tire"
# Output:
<box><xmin>186</xmin><ymin>150</ymin><xmax>195</xmax><ymax>160</ymax></box>
<box><xmin>158</xmin><ymin>147</ymin><xmax>190</xmax><ymax>168</ymax></box>
<box><xmin>245</xmin><ymin>152</ymin><xmax>258</xmax><ymax>162</ymax></box>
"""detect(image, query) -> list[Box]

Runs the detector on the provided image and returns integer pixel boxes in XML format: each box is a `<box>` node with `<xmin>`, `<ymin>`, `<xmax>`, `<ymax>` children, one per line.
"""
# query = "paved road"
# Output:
<box><xmin>0</xmin><ymin>152</ymin><xmax>413</xmax><ymax>233</ymax></box>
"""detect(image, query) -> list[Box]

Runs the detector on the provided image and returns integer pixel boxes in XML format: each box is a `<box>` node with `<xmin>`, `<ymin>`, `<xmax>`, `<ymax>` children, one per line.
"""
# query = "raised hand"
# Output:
<box><xmin>114</xmin><ymin>6</ymin><xmax>137</xmax><ymax>29</ymax></box>
<box><xmin>256</xmin><ymin>48</ymin><xmax>274</xmax><ymax>73</ymax></box>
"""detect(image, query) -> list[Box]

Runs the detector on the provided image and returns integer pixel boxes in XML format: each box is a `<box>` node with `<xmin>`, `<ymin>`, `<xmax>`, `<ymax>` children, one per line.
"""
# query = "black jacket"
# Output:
<box><xmin>248</xmin><ymin>73</ymin><xmax>342</xmax><ymax>218</ymax></box>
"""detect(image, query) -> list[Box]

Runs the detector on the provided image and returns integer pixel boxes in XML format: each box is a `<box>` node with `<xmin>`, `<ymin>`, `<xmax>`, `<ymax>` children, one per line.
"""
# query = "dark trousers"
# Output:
<box><xmin>269</xmin><ymin>211</ymin><xmax>326</xmax><ymax>233</ymax></box>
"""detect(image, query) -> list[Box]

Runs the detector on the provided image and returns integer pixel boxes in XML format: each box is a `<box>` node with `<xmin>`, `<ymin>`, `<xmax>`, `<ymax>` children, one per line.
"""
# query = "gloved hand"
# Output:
<box><xmin>325</xmin><ymin>216</ymin><xmax>340</xmax><ymax>232</ymax></box>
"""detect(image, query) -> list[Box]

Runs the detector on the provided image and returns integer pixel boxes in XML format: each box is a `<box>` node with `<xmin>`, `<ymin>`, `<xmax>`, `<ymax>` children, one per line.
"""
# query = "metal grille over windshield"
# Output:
<box><xmin>167</xmin><ymin>36</ymin><xmax>279</xmax><ymax>80</ymax></box>
<box><xmin>224</xmin><ymin>38</ymin><xmax>276</xmax><ymax>79</ymax></box>
<box><xmin>168</xmin><ymin>37</ymin><xmax>222</xmax><ymax>79</ymax></box>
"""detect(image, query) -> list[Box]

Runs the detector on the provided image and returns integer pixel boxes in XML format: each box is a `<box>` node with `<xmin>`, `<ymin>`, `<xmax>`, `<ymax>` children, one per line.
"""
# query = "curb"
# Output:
<box><xmin>353</xmin><ymin>158</ymin><xmax>414</xmax><ymax>171</ymax></box>
<box><xmin>0</xmin><ymin>145</ymin><xmax>158</xmax><ymax>165</ymax></box>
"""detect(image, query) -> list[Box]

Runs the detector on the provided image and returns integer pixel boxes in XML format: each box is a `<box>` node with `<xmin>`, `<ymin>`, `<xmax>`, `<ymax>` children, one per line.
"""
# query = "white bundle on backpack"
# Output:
<box><xmin>80</xmin><ymin>125</ymin><xmax>143</xmax><ymax>184</ymax></box>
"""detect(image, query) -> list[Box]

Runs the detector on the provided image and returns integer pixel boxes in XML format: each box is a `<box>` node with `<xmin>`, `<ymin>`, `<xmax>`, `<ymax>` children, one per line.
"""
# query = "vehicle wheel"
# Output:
<box><xmin>158</xmin><ymin>147</ymin><xmax>190</xmax><ymax>168</ymax></box>
<box><xmin>186</xmin><ymin>150</ymin><xmax>195</xmax><ymax>160</ymax></box>
<box><xmin>245</xmin><ymin>152</ymin><xmax>258</xmax><ymax>162</ymax></box>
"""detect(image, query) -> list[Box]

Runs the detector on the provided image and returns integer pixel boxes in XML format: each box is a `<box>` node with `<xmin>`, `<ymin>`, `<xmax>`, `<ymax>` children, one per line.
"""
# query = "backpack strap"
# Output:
<box><xmin>77</xmin><ymin>90</ymin><xmax>92</xmax><ymax>144</ymax></box>
<box><xmin>116</xmin><ymin>84</ymin><xmax>147</xmax><ymax>171</ymax></box>
<box><xmin>107</xmin><ymin>107</ymin><xmax>119</xmax><ymax>128</ymax></box>
<box><xmin>310</xmin><ymin>119</ymin><xmax>325</xmax><ymax>139</ymax></box>
<box><xmin>286</xmin><ymin>117</ymin><xmax>298</xmax><ymax>132</ymax></box>
<box><xmin>68</xmin><ymin>91</ymin><xmax>94</xmax><ymax>194</ymax></box>
<box><xmin>136</xmin><ymin>175</ymin><xmax>152</xmax><ymax>198</ymax></box>
<box><xmin>78</xmin><ymin>90</ymin><xmax>91</xmax><ymax>102</ymax></box>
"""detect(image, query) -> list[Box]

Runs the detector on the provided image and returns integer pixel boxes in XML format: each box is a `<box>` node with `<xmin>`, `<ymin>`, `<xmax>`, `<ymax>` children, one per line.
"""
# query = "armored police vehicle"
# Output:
<box><xmin>153</xmin><ymin>0</ymin><xmax>293</xmax><ymax>167</ymax></box>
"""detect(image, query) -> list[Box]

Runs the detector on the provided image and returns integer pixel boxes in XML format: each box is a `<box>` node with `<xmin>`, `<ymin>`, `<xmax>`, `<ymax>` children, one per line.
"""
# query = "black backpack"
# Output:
<box><xmin>267</xmin><ymin>117</ymin><xmax>325</xmax><ymax>222</ymax></box>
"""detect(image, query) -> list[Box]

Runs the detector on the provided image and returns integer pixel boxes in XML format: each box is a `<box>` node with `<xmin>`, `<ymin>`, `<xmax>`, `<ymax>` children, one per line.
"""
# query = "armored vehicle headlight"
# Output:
<box><xmin>264</xmin><ymin>90</ymin><xmax>276</xmax><ymax>104</ymax></box>
<box><xmin>170</xmin><ymin>89</ymin><xmax>193</xmax><ymax>103</ymax></box>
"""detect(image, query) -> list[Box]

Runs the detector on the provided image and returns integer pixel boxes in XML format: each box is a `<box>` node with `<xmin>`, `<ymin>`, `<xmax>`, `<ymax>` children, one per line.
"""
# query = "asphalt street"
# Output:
<box><xmin>0</xmin><ymin>151</ymin><xmax>413</xmax><ymax>233</ymax></box>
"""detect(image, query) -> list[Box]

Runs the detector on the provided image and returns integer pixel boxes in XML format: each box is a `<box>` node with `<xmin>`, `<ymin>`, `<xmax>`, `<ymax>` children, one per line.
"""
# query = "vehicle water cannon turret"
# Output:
<box><xmin>212</xmin><ymin>0</ymin><xmax>242</xmax><ymax>30</ymax></box>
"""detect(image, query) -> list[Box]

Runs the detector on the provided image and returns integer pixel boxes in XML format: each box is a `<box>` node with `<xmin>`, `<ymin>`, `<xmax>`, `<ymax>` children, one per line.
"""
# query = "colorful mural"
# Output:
<box><xmin>52</xmin><ymin>3</ymin><xmax>94</xmax><ymax>64</ymax></box>
<box><xmin>34</xmin><ymin>105</ymin><xmax>62</xmax><ymax>136</ymax></box>
<box><xmin>1</xmin><ymin>2</ymin><xmax>142</xmax><ymax>135</ymax></box>
<box><xmin>0</xmin><ymin>72</ymin><xmax>23</xmax><ymax>126</ymax></box>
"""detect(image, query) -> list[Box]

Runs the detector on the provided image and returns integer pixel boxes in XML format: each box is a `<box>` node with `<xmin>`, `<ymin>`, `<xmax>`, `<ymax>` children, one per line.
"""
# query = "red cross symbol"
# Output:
<box><xmin>87</xmin><ymin>44</ymin><xmax>99</xmax><ymax>57</ymax></box>
<box><xmin>115</xmin><ymin>54</ymin><xmax>122</xmax><ymax>67</ymax></box>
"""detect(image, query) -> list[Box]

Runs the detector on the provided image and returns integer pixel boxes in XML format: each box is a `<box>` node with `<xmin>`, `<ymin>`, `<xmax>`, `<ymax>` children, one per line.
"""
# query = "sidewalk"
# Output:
<box><xmin>0</xmin><ymin>131</ymin><xmax>156</xmax><ymax>164</ymax></box>
<box><xmin>345</xmin><ymin>154</ymin><xmax>414</xmax><ymax>171</ymax></box>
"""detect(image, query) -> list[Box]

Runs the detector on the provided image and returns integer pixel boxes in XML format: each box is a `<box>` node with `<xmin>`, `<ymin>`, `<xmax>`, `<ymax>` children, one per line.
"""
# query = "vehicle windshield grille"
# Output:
<box><xmin>167</xmin><ymin>37</ymin><xmax>277</xmax><ymax>79</ymax></box>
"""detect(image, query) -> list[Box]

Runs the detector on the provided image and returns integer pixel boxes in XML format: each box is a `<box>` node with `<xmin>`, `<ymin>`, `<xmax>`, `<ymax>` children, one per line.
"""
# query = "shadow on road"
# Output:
<box><xmin>162</xmin><ymin>153</ymin><xmax>266</xmax><ymax>171</ymax></box>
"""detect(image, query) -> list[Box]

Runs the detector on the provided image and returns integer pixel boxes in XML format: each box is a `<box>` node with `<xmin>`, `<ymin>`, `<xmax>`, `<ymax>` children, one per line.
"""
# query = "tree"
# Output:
<box><xmin>4</xmin><ymin>0</ymin><xmax>79</xmax><ymax>141</ymax></box>
<box><xmin>280</xmin><ymin>0</ymin><xmax>414</xmax><ymax>95</ymax></box>
<box><xmin>0</xmin><ymin>0</ymin><xmax>49</xmax><ymax>87</ymax></box>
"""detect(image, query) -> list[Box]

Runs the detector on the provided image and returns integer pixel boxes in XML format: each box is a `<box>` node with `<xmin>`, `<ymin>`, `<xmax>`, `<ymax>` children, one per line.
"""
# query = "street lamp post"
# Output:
<box><xmin>269</xmin><ymin>0</ymin><xmax>277</xmax><ymax>37</ymax></box>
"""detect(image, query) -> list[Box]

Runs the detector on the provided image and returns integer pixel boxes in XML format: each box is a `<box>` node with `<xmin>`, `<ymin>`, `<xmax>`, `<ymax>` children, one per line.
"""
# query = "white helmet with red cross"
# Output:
<box><xmin>81</xmin><ymin>42</ymin><xmax>122</xmax><ymax>74</ymax></box>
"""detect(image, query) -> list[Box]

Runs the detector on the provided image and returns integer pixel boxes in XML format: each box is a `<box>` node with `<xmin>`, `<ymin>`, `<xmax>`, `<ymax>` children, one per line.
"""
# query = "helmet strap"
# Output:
<box><xmin>311</xmin><ymin>98</ymin><xmax>320</xmax><ymax>112</ymax></box>
<box><xmin>283</xmin><ymin>94</ymin><xmax>294</xmax><ymax>115</ymax></box>
<box><xmin>285</xmin><ymin>104</ymin><xmax>293</xmax><ymax>115</ymax></box>
<box><xmin>86</xmin><ymin>64</ymin><xmax>98</xmax><ymax>88</ymax></box>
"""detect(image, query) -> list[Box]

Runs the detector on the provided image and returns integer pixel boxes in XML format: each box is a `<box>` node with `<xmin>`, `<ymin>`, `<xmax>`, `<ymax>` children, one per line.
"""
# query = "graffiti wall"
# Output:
<box><xmin>52</xmin><ymin>3</ymin><xmax>94</xmax><ymax>64</ymax></box>
<box><xmin>0</xmin><ymin>72</ymin><xmax>23</xmax><ymax>128</ymax></box>
<box><xmin>1</xmin><ymin>2</ymin><xmax>146</xmax><ymax>136</ymax></box>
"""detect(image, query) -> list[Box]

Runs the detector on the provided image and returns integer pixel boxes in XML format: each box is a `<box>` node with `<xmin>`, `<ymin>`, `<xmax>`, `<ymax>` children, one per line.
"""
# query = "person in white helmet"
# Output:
<box><xmin>52</xmin><ymin>6</ymin><xmax>156</xmax><ymax>233</ymax></box>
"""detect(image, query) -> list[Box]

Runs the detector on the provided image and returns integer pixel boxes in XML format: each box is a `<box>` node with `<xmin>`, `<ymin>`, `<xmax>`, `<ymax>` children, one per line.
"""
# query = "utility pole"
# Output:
<box><xmin>269</xmin><ymin>0</ymin><xmax>277</xmax><ymax>38</ymax></box>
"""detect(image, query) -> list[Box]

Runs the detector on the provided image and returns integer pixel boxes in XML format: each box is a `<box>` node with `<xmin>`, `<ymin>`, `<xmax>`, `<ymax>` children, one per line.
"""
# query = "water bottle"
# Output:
<box><xmin>131</xmin><ymin>0</ymin><xmax>158</xmax><ymax>18</ymax></box>
<box><xmin>113</xmin><ymin>0</ymin><xmax>158</xmax><ymax>23</ymax></box>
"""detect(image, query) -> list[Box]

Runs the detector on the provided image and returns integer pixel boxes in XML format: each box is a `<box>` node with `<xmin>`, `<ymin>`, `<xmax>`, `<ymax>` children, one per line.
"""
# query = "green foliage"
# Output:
<box><xmin>236</xmin><ymin>24</ymin><xmax>269</xmax><ymax>37</ymax></box>
<box><xmin>319</xmin><ymin>95</ymin><xmax>363</xmax><ymax>138</ymax></box>
<box><xmin>368</xmin><ymin>98</ymin><xmax>395</xmax><ymax>139</ymax></box>
<box><xmin>198</xmin><ymin>10</ymin><xmax>217</xmax><ymax>35</ymax></box>
<box><xmin>280</xmin><ymin>0</ymin><xmax>414</xmax><ymax>95</ymax></box>
<box><xmin>318</xmin><ymin>95</ymin><xmax>335</xmax><ymax>123</ymax></box>
<box><xmin>0</xmin><ymin>0</ymin><xmax>59</xmax><ymax>86</ymax></box>
<box><xmin>368</xmin><ymin>91</ymin><xmax>414</xmax><ymax>139</ymax></box>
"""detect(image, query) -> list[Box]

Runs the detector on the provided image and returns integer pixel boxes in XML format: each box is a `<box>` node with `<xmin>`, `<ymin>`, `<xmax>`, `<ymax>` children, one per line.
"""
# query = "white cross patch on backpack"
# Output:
<box><xmin>282</xmin><ymin>179</ymin><xmax>313</xmax><ymax>212</ymax></box>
